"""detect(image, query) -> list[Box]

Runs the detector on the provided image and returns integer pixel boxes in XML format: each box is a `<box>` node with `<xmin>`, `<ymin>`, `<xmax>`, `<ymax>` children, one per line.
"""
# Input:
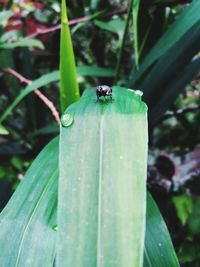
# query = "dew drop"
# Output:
<box><xmin>61</xmin><ymin>113</ymin><xmax>74</xmax><ymax>127</ymax></box>
<box><xmin>158</xmin><ymin>242</ymin><xmax>162</xmax><ymax>247</ymax></box>
<box><xmin>119</xmin><ymin>155</ymin><xmax>123</xmax><ymax>160</ymax></box>
<box><xmin>135</xmin><ymin>90</ymin><xmax>143</xmax><ymax>96</ymax></box>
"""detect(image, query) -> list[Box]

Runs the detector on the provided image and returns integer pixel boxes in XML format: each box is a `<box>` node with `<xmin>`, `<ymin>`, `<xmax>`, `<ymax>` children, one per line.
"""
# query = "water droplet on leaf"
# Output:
<box><xmin>61</xmin><ymin>113</ymin><xmax>74</xmax><ymax>127</ymax></box>
<box><xmin>135</xmin><ymin>90</ymin><xmax>143</xmax><ymax>96</ymax></box>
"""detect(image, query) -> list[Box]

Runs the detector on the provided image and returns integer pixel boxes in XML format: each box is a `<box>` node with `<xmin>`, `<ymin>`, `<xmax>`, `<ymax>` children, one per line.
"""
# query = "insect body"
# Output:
<box><xmin>96</xmin><ymin>85</ymin><xmax>112</xmax><ymax>101</ymax></box>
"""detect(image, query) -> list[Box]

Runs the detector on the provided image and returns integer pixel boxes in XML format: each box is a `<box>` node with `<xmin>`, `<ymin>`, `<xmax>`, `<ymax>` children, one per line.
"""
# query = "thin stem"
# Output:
<box><xmin>114</xmin><ymin>0</ymin><xmax>133</xmax><ymax>84</ymax></box>
<box><xmin>3</xmin><ymin>68</ymin><xmax>60</xmax><ymax>124</ymax></box>
<box><xmin>154</xmin><ymin>104</ymin><xmax>200</xmax><ymax>126</ymax></box>
<box><xmin>27</xmin><ymin>7</ymin><xmax>127</xmax><ymax>40</ymax></box>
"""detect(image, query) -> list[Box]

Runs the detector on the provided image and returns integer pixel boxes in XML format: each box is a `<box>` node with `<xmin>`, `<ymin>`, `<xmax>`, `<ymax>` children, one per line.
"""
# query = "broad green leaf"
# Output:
<box><xmin>60</xmin><ymin>0</ymin><xmax>80</xmax><ymax>112</ymax></box>
<box><xmin>0</xmin><ymin>137</ymin><xmax>58</xmax><ymax>266</ymax></box>
<box><xmin>0</xmin><ymin>38</ymin><xmax>44</xmax><ymax>50</ymax></box>
<box><xmin>130</xmin><ymin>0</ymin><xmax>200</xmax><ymax>84</ymax></box>
<box><xmin>0</xmin><ymin>71</ymin><xmax>60</xmax><ymax>124</ymax></box>
<box><xmin>0</xmin><ymin>10</ymin><xmax>13</xmax><ymax>26</ymax></box>
<box><xmin>0</xmin><ymin>104</ymin><xmax>179</xmax><ymax>267</ymax></box>
<box><xmin>57</xmin><ymin>87</ymin><xmax>148</xmax><ymax>267</ymax></box>
<box><xmin>77</xmin><ymin>65</ymin><xmax>115</xmax><ymax>77</ymax></box>
<box><xmin>144</xmin><ymin>193</ymin><xmax>180</xmax><ymax>267</ymax></box>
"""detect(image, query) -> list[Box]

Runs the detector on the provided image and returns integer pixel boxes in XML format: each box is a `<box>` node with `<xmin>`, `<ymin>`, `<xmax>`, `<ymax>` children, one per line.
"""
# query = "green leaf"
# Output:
<box><xmin>188</xmin><ymin>197</ymin><xmax>200</xmax><ymax>236</ymax></box>
<box><xmin>137</xmin><ymin>21</ymin><xmax>200</xmax><ymax>122</ymax></box>
<box><xmin>60</xmin><ymin>0</ymin><xmax>80</xmax><ymax>112</ymax></box>
<box><xmin>31</xmin><ymin>125</ymin><xmax>59</xmax><ymax>137</ymax></box>
<box><xmin>0</xmin><ymin>108</ymin><xmax>179</xmax><ymax>266</ymax></box>
<box><xmin>144</xmin><ymin>193</ymin><xmax>180</xmax><ymax>267</ymax></box>
<box><xmin>0</xmin><ymin>124</ymin><xmax>9</xmax><ymax>135</ymax></box>
<box><xmin>77</xmin><ymin>65</ymin><xmax>115</xmax><ymax>77</ymax></box>
<box><xmin>172</xmin><ymin>195</ymin><xmax>193</xmax><ymax>225</ymax></box>
<box><xmin>94</xmin><ymin>18</ymin><xmax>125</xmax><ymax>39</ymax></box>
<box><xmin>131</xmin><ymin>0</ymin><xmax>200</xmax><ymax>84</ymax></box>
<box><xmin>0</xmin><ymin>38</ymin><xmax>44</xmax><ymax>50</ymax></box>
<box><xmin>94</xmin><ymin>19</ymin><xmax>117</xmax><ymax>33</ymax></box>
<box><xmin>0</xmin><ymin>137</ymin><xmax>58</xmax><ymax>266</ymax></box>
<box><xmin>133</xmin><ymin>0</ymin><xmax>140</xmax><ymax>68</ymax></box>
<box><xmin>114</xmin><ymin>0</ymin><xmax>133</xmax><ymax>83</ymax></box>
<box><xmin>0</xmin><ymin>89</ymin><xmax>179</xmax><ymax>267</ymax></box>
<box><xmin>0</xmin><ymin>10</ymin><xmax>13</xmax><ymax>26</ymax></box>
<box><xmin>57</xmin><ymin>86</ymin><xmax>148</xmax><ymax>266</ymax></box>
<box><xmin>149</xmin><ymin>58</ymin><xmax>200</xmax><ymax>123</ymax></box>
<box><xmin>0</xmin><ymin>71</ymin><xmax>60</xmax><ymax>124</ymax></box>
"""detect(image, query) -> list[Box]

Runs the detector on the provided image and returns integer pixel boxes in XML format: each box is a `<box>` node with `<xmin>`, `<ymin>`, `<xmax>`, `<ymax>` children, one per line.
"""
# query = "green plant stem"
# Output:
<box><xmin>114</xmin><ymin>0</ymin><xmax>133</xmax><ymax>84</ymax></box>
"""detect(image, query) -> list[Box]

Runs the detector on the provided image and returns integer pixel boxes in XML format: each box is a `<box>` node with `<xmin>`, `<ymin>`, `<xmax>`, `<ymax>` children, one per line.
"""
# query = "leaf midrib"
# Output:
<box><xmin>96</xmin><ymin>115</ymin><xmax>104</xmax><ymax>267</ymax></box>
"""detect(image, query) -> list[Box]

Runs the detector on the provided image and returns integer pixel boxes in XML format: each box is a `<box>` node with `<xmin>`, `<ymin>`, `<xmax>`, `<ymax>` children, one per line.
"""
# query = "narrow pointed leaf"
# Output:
<box><xmin>133</xmin><ymin>0</ymin><xmax>140</xmax><ymax>67</ymax></box>
<box><xmin>130</xmin><ymin>0</ymin><xmax>200</xmax><ymax>84</ymax></box>
<box><xmin>0</xmin><ymin>138</ymin><xmax>58</xmax><ymax>267</ymax></box>
<box><xmin>144</xmin><ymin>193</ymin><xmax>180</xmax><ymax>267</ymax></box>
<box><xmin>60</xmin><ymin>0</ymin><xmax>80</xmax><ymax>112</ymax></box>
<box><xmin>57</xmin><ymin>87</ymin><xmax>148</xmax><ymax>267</ymax></box>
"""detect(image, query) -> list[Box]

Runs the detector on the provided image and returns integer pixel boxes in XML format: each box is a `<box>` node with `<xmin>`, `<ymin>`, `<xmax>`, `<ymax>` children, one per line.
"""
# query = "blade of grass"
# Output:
<box><xmin>132</xmin><ymin>0</ymin><xmax>140</xmax><ymax>68</ymax></box>
<box><xmin>150</xmin><ymin>58</ymin><xmax>200</xmax><ymax>124</ymax></box>
<box><xmin>130</xmin><ymin>0</ymin><xmax>200</xmax><ymax>84</ymax></box>
<box><xmin>60</xmin><ymin>0</ymin><xmax>80</xmax><ymax>112</ymax></box>
<box><xmin>114</xmin><ymin>0</ymin><xmax>133</xmax><ymax>83</ymax></box>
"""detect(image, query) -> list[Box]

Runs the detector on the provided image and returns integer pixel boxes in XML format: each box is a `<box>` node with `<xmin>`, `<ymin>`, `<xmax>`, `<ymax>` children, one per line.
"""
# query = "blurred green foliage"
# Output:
<box><xmin>0</xmin><ymin>1</ymin><xmax>199</xmax><ymax>266</ymax></box>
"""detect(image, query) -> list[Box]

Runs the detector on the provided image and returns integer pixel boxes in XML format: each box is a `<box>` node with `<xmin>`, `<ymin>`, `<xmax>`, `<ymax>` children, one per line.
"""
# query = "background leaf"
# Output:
<box><xmin>130</xmin><ymin>0</ymin><xmax>200</xmax><ymax>84</ymax></box>
<box><xmin>0</xmin><ymin>10</ymin><xmax>13</xmax><ymax>26</ymax></box>
<box><xmin>144</xmin><ymin>193</ymin><xmax>180</xmax><ymax>267</ymax></box>
<box><xmin>0</xmin><ymin>138</ymin><xmax>58</xmax><ymax>267</ymax></box>
<box><xmin>0</xmin><ymin>38</ymin><xmax>45</xmax><ymax>50</ymax></box>
<box><xmin>77</xmin><ymin>65</ymin><xmax>115</xmax><ymax>77</ymax></box>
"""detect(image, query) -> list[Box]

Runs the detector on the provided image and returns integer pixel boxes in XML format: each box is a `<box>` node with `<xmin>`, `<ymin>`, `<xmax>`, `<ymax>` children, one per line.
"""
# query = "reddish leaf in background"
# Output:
<box><xmin>5</xmin><ymin>1</ymin><xmax>48</xmax><ymax>42</ymax></box>
<box><xmin>25</xmin><ymin>17</ymin><xmax>47</xmax><ymax>37</ymax></box>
